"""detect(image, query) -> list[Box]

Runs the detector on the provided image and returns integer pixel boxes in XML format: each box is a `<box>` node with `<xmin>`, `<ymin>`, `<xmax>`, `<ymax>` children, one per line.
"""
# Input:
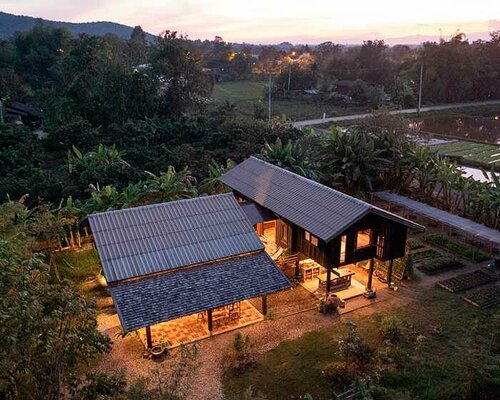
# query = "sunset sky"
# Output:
<box><xmin>2</xmin><ymin>0</ymin><xmax>499</xmax><ymax>43</ymax></box>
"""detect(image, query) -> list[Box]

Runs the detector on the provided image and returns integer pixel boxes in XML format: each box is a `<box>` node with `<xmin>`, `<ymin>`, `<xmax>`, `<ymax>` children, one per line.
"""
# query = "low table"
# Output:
<box><xmin>317</xmin><ymin>268</ymin><xmax>355</xmax><ymax>291</ymax></box>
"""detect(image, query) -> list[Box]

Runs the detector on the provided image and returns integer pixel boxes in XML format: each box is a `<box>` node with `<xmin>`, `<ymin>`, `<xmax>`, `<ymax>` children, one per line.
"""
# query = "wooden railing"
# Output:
<box><xmin>275</xmin><ymin>253</ymin><xmax>300</xmax><ymax>277</ymax></box>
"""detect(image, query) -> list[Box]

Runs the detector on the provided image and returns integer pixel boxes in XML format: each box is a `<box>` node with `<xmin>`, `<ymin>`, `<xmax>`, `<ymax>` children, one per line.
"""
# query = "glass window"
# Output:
<box><xmin>356</xmin><ymin>229</ymin><xmax>372</xmax><ymax>249</ymax></box>
<box><xmin>340</xmin><ymin>234</ymin><xmax>346</xmax><ymax>263</ymax></box>
<box><xmin>310</xmin><ymin>235</ymin><xmax>318</xmax><ymax>246</ymax></box>
<box><xmin>304</xmin><ymin>231</ymin><xmax>318</xmax><ymax>247</ymax></box>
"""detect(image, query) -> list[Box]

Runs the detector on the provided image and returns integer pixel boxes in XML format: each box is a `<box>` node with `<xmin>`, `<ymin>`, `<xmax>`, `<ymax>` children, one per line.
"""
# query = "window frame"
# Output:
<box><xmin>356</xmin><ymin>229</ymin><xmax>373</xmax><ymax>249</ymax></box>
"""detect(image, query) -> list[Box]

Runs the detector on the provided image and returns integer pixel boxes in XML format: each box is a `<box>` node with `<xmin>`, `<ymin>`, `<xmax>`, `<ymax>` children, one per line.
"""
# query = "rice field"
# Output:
<box><xmin>432</xmin><ymin>140</ymin><xmax>500</xmax><ymax>167</ymax></box>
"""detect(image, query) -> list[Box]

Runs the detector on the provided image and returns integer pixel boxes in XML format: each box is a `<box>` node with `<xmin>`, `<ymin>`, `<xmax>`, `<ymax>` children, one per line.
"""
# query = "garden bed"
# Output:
<box><xmin>407</xmin><ymin>239</ymin><xmax>424</xmax><ymax>251</ymax></box>
<box><xmin>417</xmin><ymin>257</ymin><xmax>464</xmax><ymax>275</ymax></box>
<box><xmin>411</xmin><ymin>248</ymin><xmax>442</xmax><ymax>263</ymax></box>
<box><xmin>425</xmin><ymin>234</ymin><xmax>489</xmax><ymax>262</ymax></box>
<box><xmin>437</xmin><ymin>269</ymin><xmax>499</xmax><ymax>292</ymax></box>
<box><xmin>463</xmin><ymin>283</ymin><xmax>500</xmax><ymax>308</ymax></box>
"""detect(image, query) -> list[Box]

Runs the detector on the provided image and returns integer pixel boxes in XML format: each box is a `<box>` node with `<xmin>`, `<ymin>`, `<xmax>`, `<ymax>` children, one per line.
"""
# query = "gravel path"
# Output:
<box><xmin>95</xmin><ymin>287</ymin><xmax>407</xmax><ymax>399</ymax></box>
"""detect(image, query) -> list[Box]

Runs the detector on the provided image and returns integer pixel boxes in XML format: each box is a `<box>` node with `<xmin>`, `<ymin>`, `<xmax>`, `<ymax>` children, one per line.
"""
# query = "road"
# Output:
<box><xmin>291</xmin><ymin>99</ymin><xmax>500</xmax><ymax>128</ymax></box>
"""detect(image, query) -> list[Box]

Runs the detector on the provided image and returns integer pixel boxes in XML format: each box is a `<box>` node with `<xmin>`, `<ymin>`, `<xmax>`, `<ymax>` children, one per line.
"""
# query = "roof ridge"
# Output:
<box><xmin>248</xmin><ymin>156</ymin><xmax>370</xmax><ymax>209</ymax></box>
<box><xmin>88</xmin><ymin>192</ymin><xmax>234</xmax><ymax>219</ymax></box>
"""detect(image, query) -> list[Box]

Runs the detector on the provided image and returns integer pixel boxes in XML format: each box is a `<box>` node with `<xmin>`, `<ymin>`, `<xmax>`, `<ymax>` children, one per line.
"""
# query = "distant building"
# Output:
<box><xmin>335</xmin><ymin>80</ymin><xmax>357</xmax><ymax>95</ymax></box>
<box><xmin>4</xmin><ymin>101</ymin><xmax>42</xmax><ymax>127</ymax></box>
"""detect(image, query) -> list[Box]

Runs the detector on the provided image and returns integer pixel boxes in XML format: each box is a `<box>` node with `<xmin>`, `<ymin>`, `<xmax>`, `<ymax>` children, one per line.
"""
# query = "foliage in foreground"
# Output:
<box><xmin>223</xmin><ymin>289</ymin><xmax>500</xmax><ymax>400</ymax></box>
<box><xmin>0</xmin><ymin>209</ymin><xmax>111</xmax><ymax>400</ymax></box>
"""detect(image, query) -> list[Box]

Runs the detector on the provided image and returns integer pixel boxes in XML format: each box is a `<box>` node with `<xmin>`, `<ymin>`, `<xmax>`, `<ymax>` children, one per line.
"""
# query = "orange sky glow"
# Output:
<box><xmin>2</xmin><ymin>0</ymin><xmax>499</xmax><ymax>43</ymax></box>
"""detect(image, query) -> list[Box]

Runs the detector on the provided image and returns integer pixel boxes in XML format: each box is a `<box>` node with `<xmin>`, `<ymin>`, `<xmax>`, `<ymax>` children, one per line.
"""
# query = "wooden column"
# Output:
<box><xmin>145</xmin><ymin>326</ymin><xmax>153</xmax><ymax>349</ymax></box>
<box><xmin>262</xmin><ymin>295</ymin><xmax>268</xmax><ymax>317</ymax></box>
<box><xmin>387</xmin><ymin>259</ymin><xmax>394</xmax><ymax>288</ymax></box>
<box><xmin>367</xmin><ymin>258</ymin><xmax>375</xmax><ymax>290</ymax></box>
<box><xmin>326</xmin><ymin>266</ymin><xmax>332</xmax><ymax>293</ymax></box>
<box><xmin>207</xmin><ymin>309</ymin><xmax>213</xmax><ymax>335</ymax></box>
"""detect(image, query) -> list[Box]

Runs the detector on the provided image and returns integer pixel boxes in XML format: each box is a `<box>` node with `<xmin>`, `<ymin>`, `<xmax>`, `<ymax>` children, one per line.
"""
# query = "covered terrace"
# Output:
<box><xmin>89</xmin><ymin>193</ymin><xmax>291</xmax><ymax>349</ymax></box>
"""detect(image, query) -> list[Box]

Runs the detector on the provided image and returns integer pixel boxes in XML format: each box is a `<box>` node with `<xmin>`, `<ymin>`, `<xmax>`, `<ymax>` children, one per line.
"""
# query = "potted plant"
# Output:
<box><xmin>150</xmin><ymin>339</ymin><xmax>170</xmax><ymax>359</ymax></box>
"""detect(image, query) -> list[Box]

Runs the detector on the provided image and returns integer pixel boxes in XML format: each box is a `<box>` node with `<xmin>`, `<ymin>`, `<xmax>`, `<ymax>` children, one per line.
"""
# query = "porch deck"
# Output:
<box><xmin>138</xmin><ymin>300</ymin><xmax>263</xmax><ymax>349</ymax></box>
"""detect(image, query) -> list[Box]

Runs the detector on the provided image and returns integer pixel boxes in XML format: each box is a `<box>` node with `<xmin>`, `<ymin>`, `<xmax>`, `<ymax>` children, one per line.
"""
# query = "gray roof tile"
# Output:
<box><xmin>109</xmin><ymin>251</ymin><xmax>291</xmax><ymax>332</ymax></box>
<box><xmin>88</xmin><ymin>193</ymin><xmax>264</xmax><ymax>282</ymax></box>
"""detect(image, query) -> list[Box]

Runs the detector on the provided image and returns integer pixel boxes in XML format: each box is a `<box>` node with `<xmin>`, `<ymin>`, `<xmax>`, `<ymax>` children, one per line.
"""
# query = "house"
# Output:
<box><xmin>335</xmin><ymin>80</ymin><xmax>357</xmax><ymax>95</ymax></box>
<box><xmin>89</xmin><ymin>157</ymin><xmax>423</xmax><ymax>349</ymax></box>
<box><xmin>3</xmin><ymin>101</ymin><xmax>42</xmax><ymax>127</ymax></box>
<box><xmin>89</xmin><ymin>193</ymin><xmax>291</xmax><ymax>348</ymax></box>
<box><xmin>219</xmin><ymin>157</ymin><xmax>424</xmax><ymax>295</ymax></box>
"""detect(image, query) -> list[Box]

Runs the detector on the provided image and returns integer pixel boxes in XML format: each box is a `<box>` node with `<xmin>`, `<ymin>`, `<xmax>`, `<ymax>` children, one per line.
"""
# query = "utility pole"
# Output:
<box><xmin>417</xmin><ymin>63</ymin><xmax>423</xmax><ymax>114</ymax></box>
<box><xmin>287</xmin><ymin>63</ymin><xmax>292</xmax><ymax>92</ymax></box>
<box><xmin>0</xmin><ymin>100</ymin><xmax>3</xmax><ymax>125</ymax></box>
<box><xmin>268</xmin><ymin>72</ymin><xmax>272</xmax><ymax>120</ymax></box>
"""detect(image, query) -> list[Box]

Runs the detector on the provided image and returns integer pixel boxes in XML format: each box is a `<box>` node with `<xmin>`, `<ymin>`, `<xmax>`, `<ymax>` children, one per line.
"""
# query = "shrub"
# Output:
<box><xmin>425</xmin><ymin>234</ymin><xmax>489</xmax><ymax>262</ymax></box>
<box><xmin>322</xmin><ymin>361</ymin><xmax>356</xmax><ymax>391</ymax></box>
<box><xmin>380</xmin><ymin>316</ymin><xmax>403</xmax><ymax>341</ymax></box>
<box><xmin>265</xmin><ymin>307</ymin><xmax>276</xmax><ymax>320</ymax></box>
<box><xmin>233</xmin><ymin>332</ymin><xmax>250</xmax><ymax>358</ymax></box>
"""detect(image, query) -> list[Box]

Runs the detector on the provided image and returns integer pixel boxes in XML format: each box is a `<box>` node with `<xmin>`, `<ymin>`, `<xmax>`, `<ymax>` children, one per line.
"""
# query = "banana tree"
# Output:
<box><xmin>320</xmin><ymin>128</ymin><xmax>387</xmax><ymax>194</ymax></box>
<box><xmin>143</xmin><ymin>165</ymin><xmax>198</xmax><ymax>202</ymax></box>
<box><xmin>198</xmin><ymin>159</ymin><xmax>235</xmax><ymax>195</ymax></box>
<box><xmin>260</xmin><ymin>137</ymin><xmax>320</xmax><ymax>181</ymax></box>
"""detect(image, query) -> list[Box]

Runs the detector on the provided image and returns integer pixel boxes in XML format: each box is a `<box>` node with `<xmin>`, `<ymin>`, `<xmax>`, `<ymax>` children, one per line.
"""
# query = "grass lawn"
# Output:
<box><xmin>223</xmin><ymin>287</ymin><xmax>500</xmax><ymax>400</ymax></box>
<box><xmin>212</xmin><ymin>81</ymin><xmax>266</xmax><ymax>104</ymax></box>
<box><xmin>211</xmin><ymin>80</ymin><xmax>368</xmax><ymax>120</ymax></box>
<box><xmin>54</xmin><ymin>247</ymin><xmax>108</xmax><ymax>300</ymax></box>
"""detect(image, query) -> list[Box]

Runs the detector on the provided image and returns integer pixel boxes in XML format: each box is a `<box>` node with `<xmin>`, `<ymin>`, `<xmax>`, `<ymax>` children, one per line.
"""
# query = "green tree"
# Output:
<box><xmin>67</xmin><ymin>144</ymin><xmax>133</xmax><ymax>196</ymax></box>
<box><xmin>0</xmin><ymin>227</ymin><xmax>111</xmax><ymax>399</ymax></box>
<box><xmin>13</xmin><ymin>24</ymin><xmax>72</xmax><ymax>89</ymax></box>
<box><xmin>151</xmin><ymin>31</ymin><xmax>211</xmax><ymax>117</ymax></box>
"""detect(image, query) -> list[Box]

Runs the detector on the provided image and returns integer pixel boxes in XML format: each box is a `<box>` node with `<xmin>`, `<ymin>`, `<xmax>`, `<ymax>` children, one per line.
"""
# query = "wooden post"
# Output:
<box><xmin>387</xmin><ymin>259</ymin><xmax>394</xmax><ymax>288</ymax></box>
<box><xmin>207</xmin><ymin>309</ymin><xmax>213</xmax><ymax>335</ymax></box>
<box><xmin>367</xmin><ymin>258</ymin><xmax>375</xmax><ymax>290</ymax></box>
<box><xmin>145</xmin><ymin>326</ymin><xmax>153</xmax><ymax>349</ymax></box>
<box><xmin>262</xmin><ymin>295</ymin><xmax>268</xmax><ymax>317</ymax></box>
<box><xmin>326</xmin><ymin>266</ymin><xmax>332</xmax><ymax>293</ymax></box>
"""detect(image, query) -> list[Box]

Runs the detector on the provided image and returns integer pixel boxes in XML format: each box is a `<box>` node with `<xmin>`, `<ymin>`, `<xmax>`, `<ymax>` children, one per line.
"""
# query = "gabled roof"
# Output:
<box><xmin>88</xmin><ymin>193</ymin><xmax>264</xmax><ymax>282</ymax></box>
<box><xmin>240</xmin><ymin>202</ymin><xmax>276</xmax><ymax>225</ymax></box>
<box><xmin>219</xmin><ymin>157</ymin><xmax>424</xmax><ymax>242</ymax></box>
<box><xmin>109</xmin><ymin>251</ymin><xmax>291</xmax><ymax>332</ymax></box>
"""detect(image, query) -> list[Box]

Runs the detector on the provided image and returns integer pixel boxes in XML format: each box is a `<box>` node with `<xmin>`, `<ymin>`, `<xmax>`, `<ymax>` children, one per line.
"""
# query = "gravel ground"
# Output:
<box><xmin>94</xmin><ymin>287</ymin><xmax>408</xmax><ymax>400</ymax></box>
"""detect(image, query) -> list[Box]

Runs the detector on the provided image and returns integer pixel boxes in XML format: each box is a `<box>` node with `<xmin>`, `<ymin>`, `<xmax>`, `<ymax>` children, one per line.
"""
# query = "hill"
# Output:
<box><xmin>0</xmin><ymin>11</ymin><xmax>157</xmax><ymax>41</ymax></box>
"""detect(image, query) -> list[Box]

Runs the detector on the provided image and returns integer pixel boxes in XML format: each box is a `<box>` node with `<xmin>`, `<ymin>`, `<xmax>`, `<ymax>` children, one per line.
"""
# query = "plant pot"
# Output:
<box><xmin>151</xmin><ymin>346</ymin><xmax>165</xmax><ymax>358</ymax></box>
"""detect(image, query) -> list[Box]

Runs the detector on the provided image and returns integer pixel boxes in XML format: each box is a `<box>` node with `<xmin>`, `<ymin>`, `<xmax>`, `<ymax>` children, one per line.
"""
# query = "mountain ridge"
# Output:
<box><xmin>0</xmin><ymin>11</ymin><xmax>157</xmax><ymax>41</ymax></box>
